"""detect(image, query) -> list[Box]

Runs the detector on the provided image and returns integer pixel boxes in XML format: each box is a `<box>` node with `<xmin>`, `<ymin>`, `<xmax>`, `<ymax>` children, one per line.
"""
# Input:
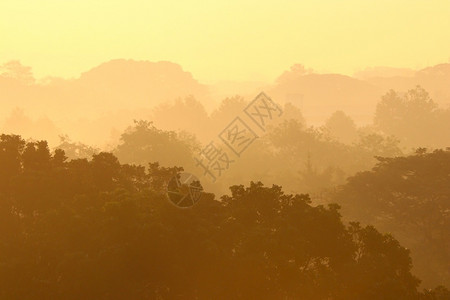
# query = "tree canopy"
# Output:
<box><xmin>0</xmin><ymin>134</ymin><xmax>448</xmax><ymax>299</ymax></box>
<box><xmin>333</xmin><ymin>149</ymin><xmax>450</xmax><ymax>289</ymax></box>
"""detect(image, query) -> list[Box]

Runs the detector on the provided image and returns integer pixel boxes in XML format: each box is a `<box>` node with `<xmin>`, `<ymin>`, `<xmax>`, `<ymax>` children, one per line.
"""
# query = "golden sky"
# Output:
<box><xmin>1</xmin><ymin>0</ymin><xmax>449</xmax><ymax>82</ymax></box>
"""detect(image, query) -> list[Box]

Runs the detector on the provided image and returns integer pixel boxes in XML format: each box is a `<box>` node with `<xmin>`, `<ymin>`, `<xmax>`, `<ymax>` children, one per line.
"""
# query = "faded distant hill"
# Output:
<box><xmin>267</xmin><ymin>63</ymin><xmax>450</xmax><ymax>124</ymax></box>
<box><xmin>1</xmin><ymin>59</ymin><xmax>450</xmax><ymax>145</ymax></box>
<box><xmin>0</xmin><ymin>59</ymin><xmax>209</xmax><ymax>120</ymax></box>
<box><xmin>75</xmin><ymin>59</ymin><xmax>210</xmax><ymax>110</ymax></box>
<box><xmin>268</xmin><ymin>65</ymin><xmax>383</xmax><ymax>124</ymax></box>
<box><xmin>363</xmin><ymin>63</ymin><xmax>450</xmax><ymax>109</ymax></box>
<box><xmin>0</xmin><ymin>59</ymin><xmax>209</xmax><ymax>145</ymax></box>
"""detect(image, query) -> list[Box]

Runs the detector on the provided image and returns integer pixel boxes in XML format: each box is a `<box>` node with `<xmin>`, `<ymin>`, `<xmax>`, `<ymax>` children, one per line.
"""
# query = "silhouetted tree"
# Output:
<box><xmin>374</xmin><ymin>86</ymin><xmax>450</xmax><ymax>148</ymax></box>
<box><xmin>333</xmin><ymin>149</ymin><xmax>450</xmax><ymax>289</ymax></box>
<box><xmin>323</xmin><ymin>110</ymin><xmax>358</xmax><ymax>144</ymax></box>
<box><xmin>0</xmin><ymin>134</ymin><xmax>444</xmax><ymax>299</ymax></box>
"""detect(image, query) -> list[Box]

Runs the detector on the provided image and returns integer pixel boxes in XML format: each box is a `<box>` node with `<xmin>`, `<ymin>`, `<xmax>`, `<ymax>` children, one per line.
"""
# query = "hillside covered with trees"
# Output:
<box><xmin>0</xmin><ymin>133</ymin><xmax>449</xmax><ymax>299</ymax></box>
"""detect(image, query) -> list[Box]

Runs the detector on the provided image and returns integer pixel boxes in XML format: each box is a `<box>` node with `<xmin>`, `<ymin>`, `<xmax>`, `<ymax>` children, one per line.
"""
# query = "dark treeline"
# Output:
<box><xmin>332</xmin><ymin>150</ymin><xmax>450</xmax><ymax>289</ymax></box>
<box><xmin>43</xmin><ymin>87</ymin><xmax>450</xmax><ymax>294</ymax></box>
<box><xmin>0</xmin><ymin>134</ymin><xmax>449</xmax><ymax>299</ymax></box>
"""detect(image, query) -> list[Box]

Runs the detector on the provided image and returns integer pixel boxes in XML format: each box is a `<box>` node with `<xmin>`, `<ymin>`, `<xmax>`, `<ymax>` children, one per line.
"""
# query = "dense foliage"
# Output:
<box><xmin>374</xmin><ymin>86</ymin><xmax>450</xmax><ymax>148</ymax></box>
<box><xmin>0</xmin><ymin>134</ymin><xmax>448</xmax><ymax>299</ymax></box>
<box><xmin>333</xmin><ymin>149</ymin><xmax>450</xmax><ymax>289</ymax></box>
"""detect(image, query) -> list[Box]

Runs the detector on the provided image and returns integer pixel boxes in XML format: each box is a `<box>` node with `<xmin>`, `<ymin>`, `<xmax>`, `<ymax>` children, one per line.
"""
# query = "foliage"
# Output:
<box><xmin>323</xmin><ymin>110</ymin><xmax>358</xmax><ymax>144</ymax></box>
<box><xmin>374</xmin><ymin>86</ymin><xmax>450</xmax><ymax>148</ymax></box>
<box><xmin>261</xmin><ymin>119</ymin><xmax>402</xmax><ymax>194</ymax></box>
<box><xmin>1</xmin><ymin>58</ymin><xmax>449</xmax><ymax>298</ymax></box>
<box><xmin>0</xmin><ymin>134</ymin><xmax>442</xmax><ymax>299</ymax></box>
<box><xmin>333</xmin><ymin>149</ymin><xmax>450</xmax><ymax>289</ymax></box>
<box><xmin>56</xmin><ymin>135</ymin><xmax>99</xmax><ymax>160</ymax></box>
<box><xmin>114</xmin><ymin>120</ymin><xmax>199</xmax><ymax>171</ymax></box>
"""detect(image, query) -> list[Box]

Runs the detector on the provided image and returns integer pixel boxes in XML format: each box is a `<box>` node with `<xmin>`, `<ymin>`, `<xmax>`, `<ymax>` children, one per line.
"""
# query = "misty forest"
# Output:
<box><xmin>0</xmin><ymin>59</ymin><xmax>449</xmax><ymax>299</ymax></box>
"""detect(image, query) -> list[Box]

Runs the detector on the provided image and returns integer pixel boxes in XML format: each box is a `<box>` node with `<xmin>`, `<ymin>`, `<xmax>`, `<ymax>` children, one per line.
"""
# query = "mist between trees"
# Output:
<box><xmin>1</xmin><ymin>61</ymin><xmax>450</xmax><ymax>299</ymax></box>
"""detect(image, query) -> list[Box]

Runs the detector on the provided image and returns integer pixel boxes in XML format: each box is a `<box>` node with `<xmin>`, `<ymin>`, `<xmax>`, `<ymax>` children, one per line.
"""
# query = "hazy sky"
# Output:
<box><xmin>1</xmin><ymin>0</ymin><xmax>449</xmax><ymax>82</ymax></box>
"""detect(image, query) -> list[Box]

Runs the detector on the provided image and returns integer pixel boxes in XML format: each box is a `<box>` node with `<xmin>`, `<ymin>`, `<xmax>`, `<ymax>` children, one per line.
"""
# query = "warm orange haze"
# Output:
<box><xmin>0</xmin><ymin>0</ymin><xmax>449</xmax><ymax>299</ymax></box>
